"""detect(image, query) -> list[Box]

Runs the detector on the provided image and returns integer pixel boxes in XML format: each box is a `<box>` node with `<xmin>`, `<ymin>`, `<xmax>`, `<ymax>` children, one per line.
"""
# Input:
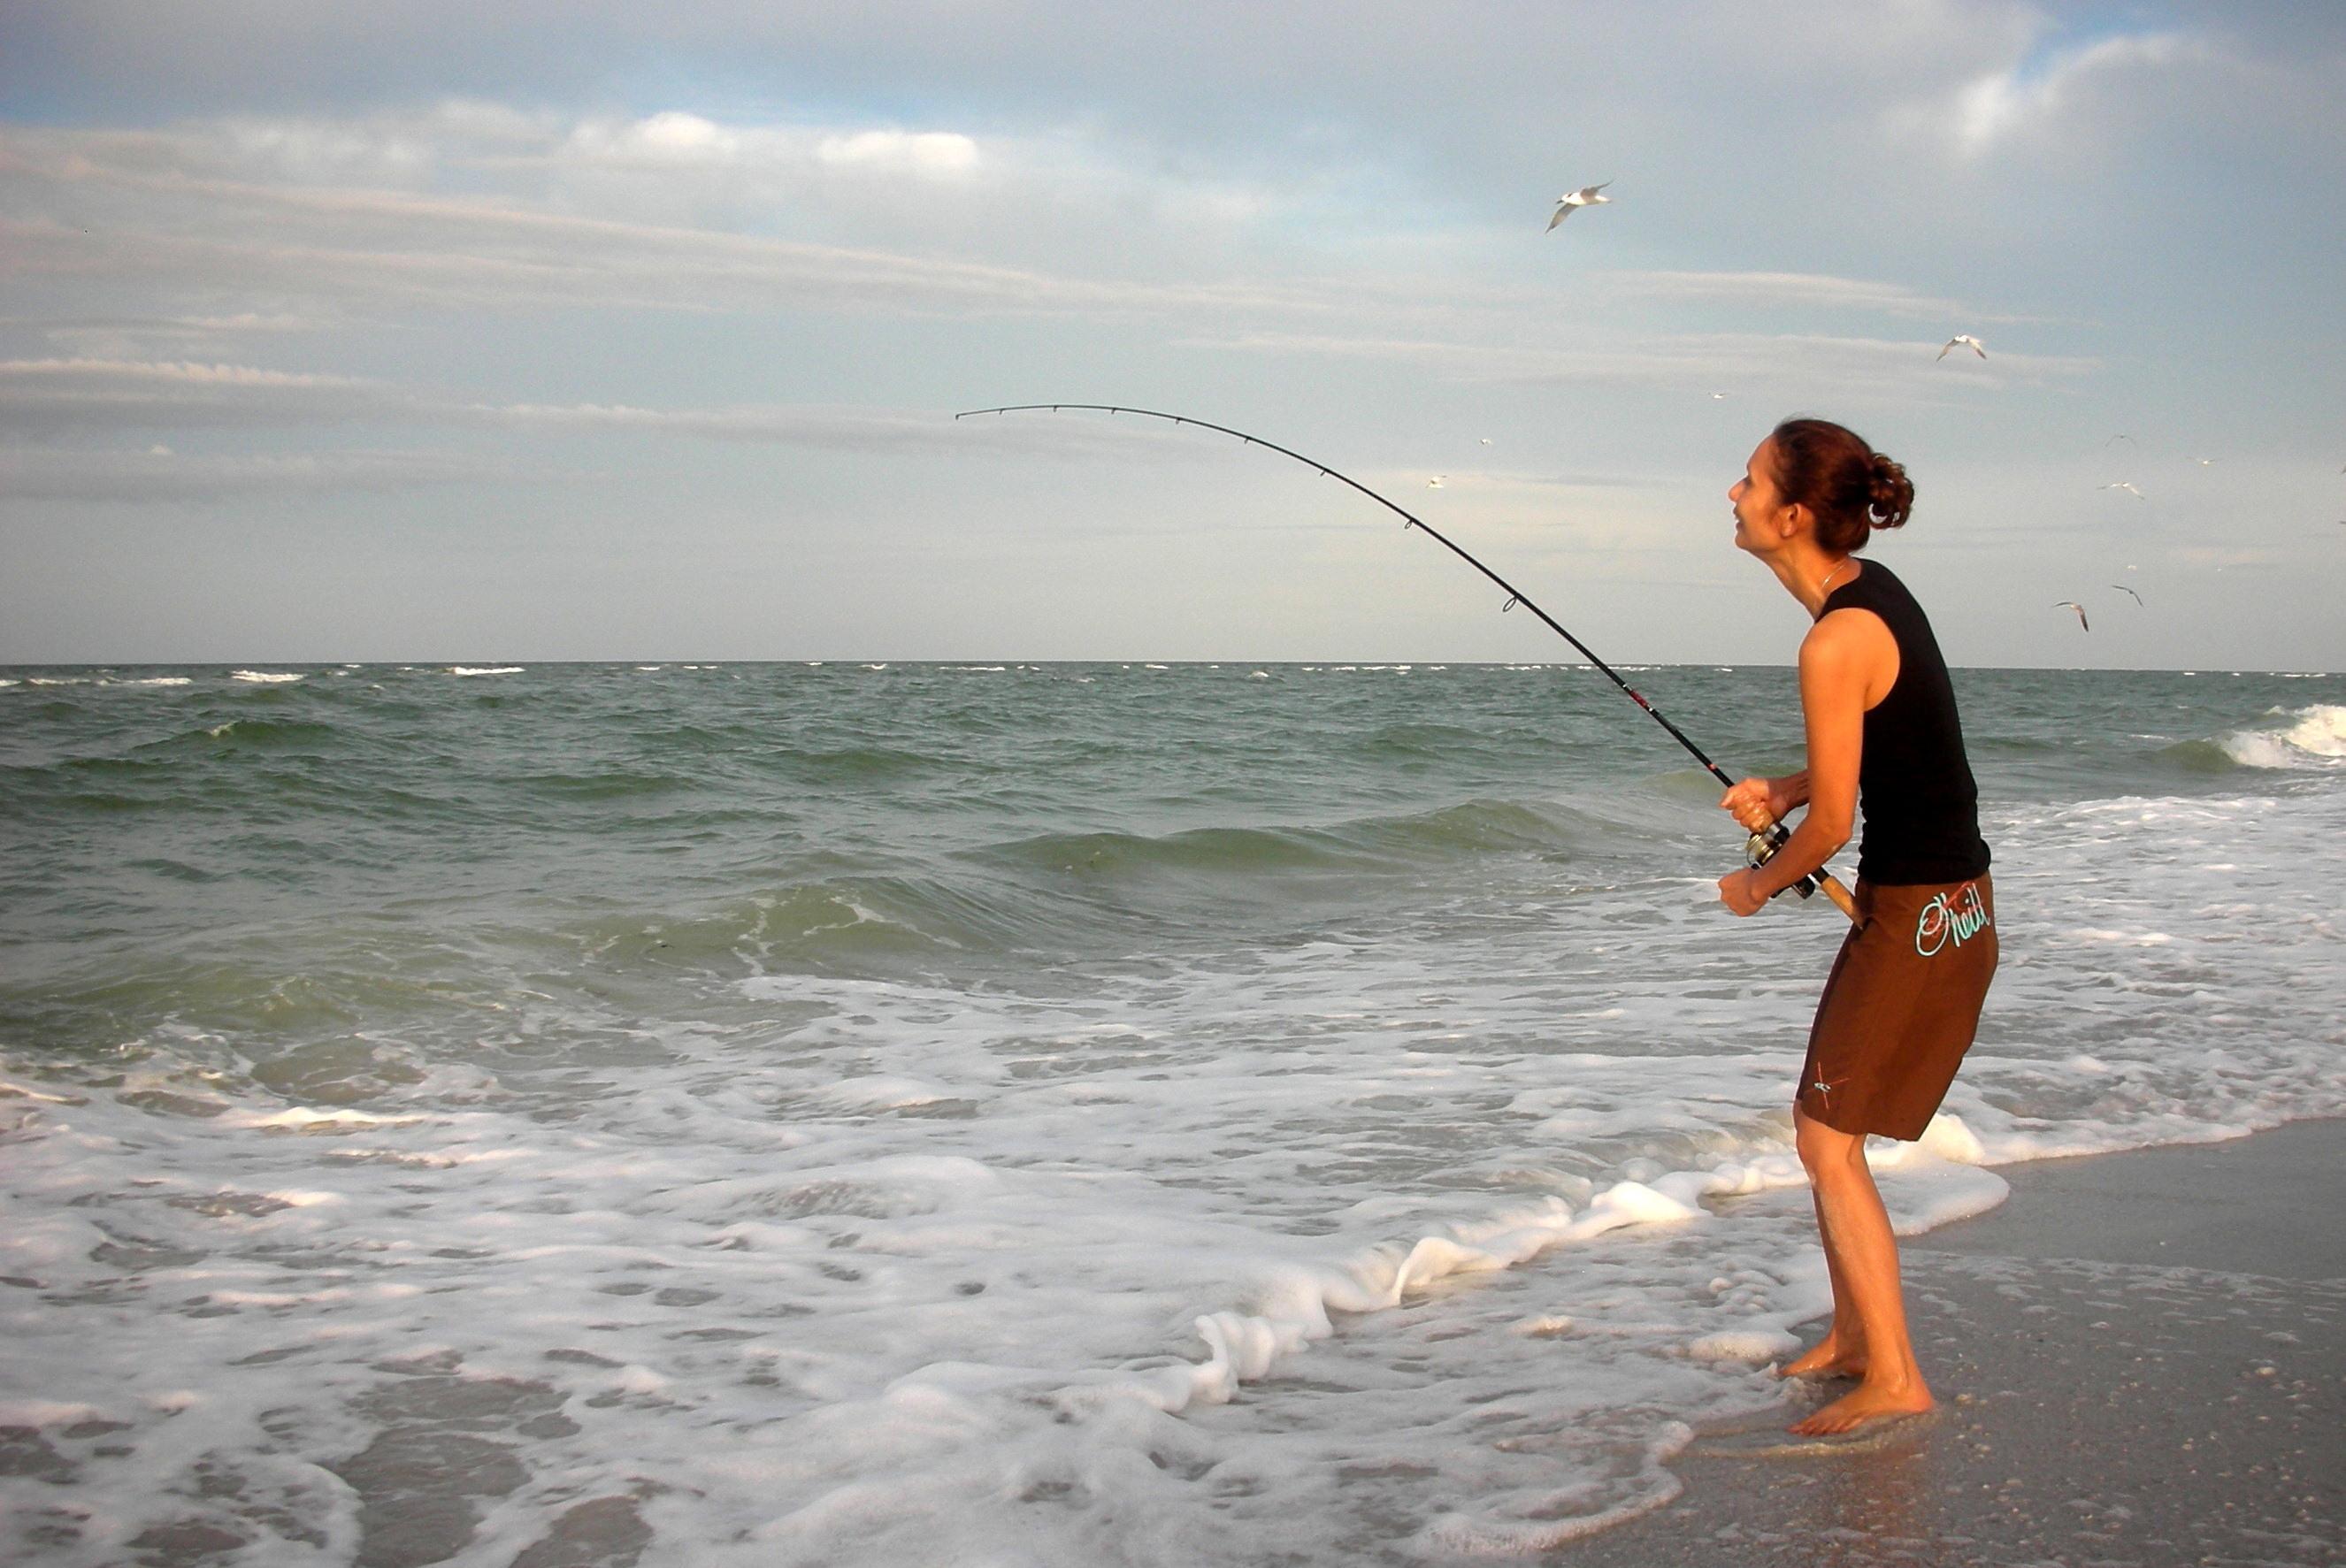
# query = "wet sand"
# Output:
<box><xmin>1564</xmin><ymin>1118</ymin><xmax>2346</xmax><ymax>1566</ymax></box>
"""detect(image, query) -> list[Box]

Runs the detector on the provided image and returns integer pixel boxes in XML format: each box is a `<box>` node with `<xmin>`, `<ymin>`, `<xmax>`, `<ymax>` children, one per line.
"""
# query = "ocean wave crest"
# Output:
<box><xmin>193</xmin><ymin>717</ymin><xmax>341</xmax><ymax>748</ymax></box>
<box><xmin>2216</xmin><ymin>704</ymin><xmax>2346</xmax><ymax>769</ymax></box>
<box><xmin>2152</xmin><ymin>738</ymin><xmax>2243</xmax><ymax>773</ymax></box>
<box><xmin>771</xmin><ymin>746</ymin><xmax>954</xmax><ymax>784</ymax></box>
<box><xmin>979</xmin><ymin>799</ymin><xmax>1585</xmax><ymax>883</ymax></box>
<box><xmin>518</xmin><ymin>769</ymin><xmax>687</xmax><ymax>801</ymax></box>
<box><xmin>574</xmin><ymin>881</ymin><xmax>988</xmax><ymax>968</ymax></box>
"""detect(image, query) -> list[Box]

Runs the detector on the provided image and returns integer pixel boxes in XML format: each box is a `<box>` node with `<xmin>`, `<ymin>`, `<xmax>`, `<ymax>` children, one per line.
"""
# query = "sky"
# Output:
<box><xmin>3</xmin><ymin>1</ymin><xmax>2342</xmax><ymax>668</ymax></box>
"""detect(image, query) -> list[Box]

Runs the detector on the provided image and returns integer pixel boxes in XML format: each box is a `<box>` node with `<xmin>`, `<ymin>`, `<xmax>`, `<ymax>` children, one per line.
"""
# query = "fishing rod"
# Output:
<box><xmin>955</xmin><ymin>402</ymin><xmax>1857</xmax><ymax>920</ymax></box>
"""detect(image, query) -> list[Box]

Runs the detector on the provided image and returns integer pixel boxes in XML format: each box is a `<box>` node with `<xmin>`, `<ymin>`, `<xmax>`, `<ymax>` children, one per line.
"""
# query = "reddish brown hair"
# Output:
<box><xmin>1769</xmin><ymin>417</ymin><xmax>1913</xmax><ymax>553</ymax></box>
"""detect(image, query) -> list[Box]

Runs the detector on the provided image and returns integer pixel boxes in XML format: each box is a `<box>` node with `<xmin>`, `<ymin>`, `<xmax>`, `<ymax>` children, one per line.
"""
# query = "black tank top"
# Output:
<box><xmin>1819</xmin><ymin>561</ymin><xmax>1990</xmax><ymax>885</ymax></box>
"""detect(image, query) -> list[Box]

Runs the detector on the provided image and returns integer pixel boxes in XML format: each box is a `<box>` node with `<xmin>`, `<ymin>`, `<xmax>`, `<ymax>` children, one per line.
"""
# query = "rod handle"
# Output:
<box><xmin>1814</xmin><ymin>872</ymin><xmax>1859</xmax><ymax>922</ymax></box>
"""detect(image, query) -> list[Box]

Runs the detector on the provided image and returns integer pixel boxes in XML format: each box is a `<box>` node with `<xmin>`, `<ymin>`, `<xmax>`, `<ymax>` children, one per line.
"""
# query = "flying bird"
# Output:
<box><xmin>2055</xmin><ymin>600</ymin><xmax>2090</xmax><ymax>631</ymax></box>
<box><xmin>2196</xmin><ymin>456</ymin><xmax>2218</xmax><ymax>466</ymax></box>
<box><xmin>1937</xmin><ymin>334</ymin><xmax>1987</xmax><ymax>361</ymax></box>
<box><xmin>1427</xmin><ymin>476</ymin><xmax>1445</xmax><ymax>488</ymax></box>
<box><xmin>1547</xmin><ymin>182</ymin><xmax>1613</xmax><ymax>229</ymax></box>
<box><xmin>1709</xmin><ymin>391</ymin><xmax>1728</xmax><ymax>400</ymax></box>
<box><xmin>2099</xmin><ymin>481</ymin><xmax>2146</xmax><ymax>500</ymax></box>
<box><xmin>2112</xmin><ymin>585</ymin><xmax>2144</xmax><ymax>606</ymax></box>
<box><xmin>2106</xmin><ymin>434</ymin><xmax>2135</xmax><ymax>447</ymax></box>
<box><xmin>1479</xmin><ymin>437</ymin><xmax>1492</xmax><ymax>446</ymax></box>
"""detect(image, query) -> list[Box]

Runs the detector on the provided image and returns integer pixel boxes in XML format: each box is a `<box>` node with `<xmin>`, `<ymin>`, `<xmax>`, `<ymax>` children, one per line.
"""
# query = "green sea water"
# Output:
<box><xmin>2</xmin><ymin>661</ymin><xmax>2342</xmax><ymax>1564</ymax></box>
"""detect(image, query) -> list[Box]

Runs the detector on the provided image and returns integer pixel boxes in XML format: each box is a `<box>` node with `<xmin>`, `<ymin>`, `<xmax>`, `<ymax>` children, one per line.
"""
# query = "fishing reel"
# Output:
<box><xmin>1744</xmin><ymin>822</ymin><xmax>1820</xmax><ymax>901</ymax></box>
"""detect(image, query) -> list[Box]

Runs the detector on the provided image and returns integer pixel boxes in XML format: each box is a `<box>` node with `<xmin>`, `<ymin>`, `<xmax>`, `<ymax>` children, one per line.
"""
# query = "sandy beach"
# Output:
<box><xmin>1565</xmin><ymin>1118</ymin><xmax>2345</xmax><ymax>1566</ymax></box>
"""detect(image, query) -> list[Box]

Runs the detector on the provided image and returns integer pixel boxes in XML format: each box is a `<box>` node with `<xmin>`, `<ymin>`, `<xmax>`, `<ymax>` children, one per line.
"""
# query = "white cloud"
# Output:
<box><xmin>2</xmin><ymin>357</ymin><xmax>367</xmax><ymax>390</ymax></box>
<box><xmin>0</xmin><ymin>123</ymin><xmax>1338</xmax><ymax>322</ymax></box>
<box><xmin>16</xmin><ymin>311</ymin><xmax>331</xmax><ymax>359</ymax></box>
<box><xmin>0</xmin><ymin>355</ymin><xmax>1188</xmax><ymax>502</ymax></box>
<box><xmin>1181</xmin><ymin>327</ymin><xmax>2097</xmax><ymax>394</ymax></box>
<box><xmin>0</xmin><ymin>446</ymin><xmax>510</xmax><ymax>501</ymax></box>
<box><xmin>480</xmin><ymin>400</ymin><xmax>1131</xmax><ymax>456</ymax></box>
<box><xmin>0</xmin><ymin>356</ymin><xmax>1146</xmax><ymax>444</ymax></box>
<box><xmin>0</xmin><ymin>356</ymin><xmax>403</xmax><ymax>431</ymax></box>
<box><xmin>622</xmin><ymin>111</ymin><xmax>735</xmax><ymax>157</ymax></box>
<box><xmin>2170</xmin><ymin>545</ymin><xmax>2281</xmax><ymax>572</ymax></box>
<box><xmin>1599</xmin><ymin>271</ymin><xmax>1980</xmax><ymax>322</ymax></box>
<box><xmin>1944</xmin><ymin>31</ymin><xmax>2206</xmax><ymax>157</ymax></box>
<box><xmin>816</xmin><ymin>130</ymin><xmax>980</xmax><ymax>175</ymax></box>
<box><xmin>536</xmin><ymin>108</ymin><xmax>988</xmax><ymax>183</ymax></box>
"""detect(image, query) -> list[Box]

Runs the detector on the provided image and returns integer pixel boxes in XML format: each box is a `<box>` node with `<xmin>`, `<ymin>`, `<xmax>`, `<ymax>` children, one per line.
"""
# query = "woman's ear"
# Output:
<box><xmin>1780</xmin><ymin>501</ymin><xmax>1811</xmax><ymax>541</ymax></box>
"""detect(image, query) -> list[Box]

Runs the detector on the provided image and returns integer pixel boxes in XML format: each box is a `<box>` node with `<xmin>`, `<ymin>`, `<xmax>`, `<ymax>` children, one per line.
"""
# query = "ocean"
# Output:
<box><xmin>4</xmin><ymin>661</ymin><xmax>2342</xmax><ymax>1565</ymax></box>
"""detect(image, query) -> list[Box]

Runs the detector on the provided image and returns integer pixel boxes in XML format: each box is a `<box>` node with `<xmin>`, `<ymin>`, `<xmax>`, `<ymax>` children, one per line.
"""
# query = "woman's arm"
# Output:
<box><xmin>1719</xmin><ymin>611</ymin><xmax>1889</xmax><ymax>914</ymax></box>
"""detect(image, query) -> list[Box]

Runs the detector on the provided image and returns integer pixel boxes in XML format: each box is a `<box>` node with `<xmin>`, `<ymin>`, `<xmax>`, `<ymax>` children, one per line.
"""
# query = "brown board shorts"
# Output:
<box><xmin>1798</xmin><ymin>874</ymin><xmax>1997</xmax><ymax>1141</ymax></box>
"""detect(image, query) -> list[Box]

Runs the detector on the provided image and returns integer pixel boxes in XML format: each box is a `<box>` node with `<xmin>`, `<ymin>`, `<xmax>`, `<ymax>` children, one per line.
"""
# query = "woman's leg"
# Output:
<box><xmin>1788</xmin><ymin>1105</ymin><xmax>1934</xmax><ymax>1434</ymax></box>
<box><xmin>1778</xmin><ymin>1182</ymin><xmax>1868</xmax><ymax>1377</ymax></box>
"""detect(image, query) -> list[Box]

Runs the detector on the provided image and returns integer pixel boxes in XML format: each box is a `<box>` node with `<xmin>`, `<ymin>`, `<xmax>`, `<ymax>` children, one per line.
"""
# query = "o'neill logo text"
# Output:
<box><xmin>1915</xmin><ymin>883</ymin><xmax>1990</xmax><ymax>957</ymax></box>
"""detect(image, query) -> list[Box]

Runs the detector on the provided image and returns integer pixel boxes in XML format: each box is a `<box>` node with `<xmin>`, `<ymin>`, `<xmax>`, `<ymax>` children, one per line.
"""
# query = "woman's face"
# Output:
<box><xmin>1728</xmin><ymin>437</ymin><xmax>1790</xmax><ymax>556</ymax></box>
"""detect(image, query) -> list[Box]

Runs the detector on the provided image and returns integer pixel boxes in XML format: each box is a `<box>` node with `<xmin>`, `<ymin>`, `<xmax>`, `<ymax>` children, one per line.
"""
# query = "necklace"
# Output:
<box><xmin>1817</xmin><ymin>558</ymin><xmax>1851</xmax><ymax>600</ymax></box>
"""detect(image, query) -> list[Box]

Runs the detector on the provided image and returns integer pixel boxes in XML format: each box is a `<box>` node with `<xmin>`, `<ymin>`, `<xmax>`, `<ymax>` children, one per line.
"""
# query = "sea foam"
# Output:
<box><xmin>2219</xmin><ymin>702</ymin><xmax>2346</xmax><ymax>767</ymax></box>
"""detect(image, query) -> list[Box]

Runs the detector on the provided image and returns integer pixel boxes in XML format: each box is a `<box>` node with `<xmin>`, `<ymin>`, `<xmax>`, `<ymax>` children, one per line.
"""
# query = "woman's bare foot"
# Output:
<box><xmin>1777</xmin><ymin>1333</ymin><xmax>1867</xmax><ymax>1381</ymax></box>
<box><xmin>1788</xmin><ymin>1378</ymin><xmax>1933</xmax><ymax>1435</ymax></box>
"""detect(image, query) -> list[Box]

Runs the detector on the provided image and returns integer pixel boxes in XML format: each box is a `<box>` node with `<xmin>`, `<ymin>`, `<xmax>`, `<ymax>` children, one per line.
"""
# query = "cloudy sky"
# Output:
<box><xmin>4</xmin><ymin>1</ymin><xmax>2341</xmax><ymax>667</ymax></box>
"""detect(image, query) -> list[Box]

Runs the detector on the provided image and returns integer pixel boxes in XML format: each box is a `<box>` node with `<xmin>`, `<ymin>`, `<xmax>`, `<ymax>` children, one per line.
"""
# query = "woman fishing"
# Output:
<box><xmin>1714</xmin><ymin>417</ymin><xmax>1997</xmax><ymax>1436</ymax></box>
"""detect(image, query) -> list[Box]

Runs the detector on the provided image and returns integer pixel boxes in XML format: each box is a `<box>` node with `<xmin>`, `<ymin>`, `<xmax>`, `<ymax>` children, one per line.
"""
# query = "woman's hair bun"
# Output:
<box><xmin>1867</xmin><ymin>454</ymin><xmax>1914</xmax><ymax>532</ymax></box>
<box><xmin>1769</xmin><ymin>417</ymin><xmax>1915</xmax><ymax>551</ymax></box>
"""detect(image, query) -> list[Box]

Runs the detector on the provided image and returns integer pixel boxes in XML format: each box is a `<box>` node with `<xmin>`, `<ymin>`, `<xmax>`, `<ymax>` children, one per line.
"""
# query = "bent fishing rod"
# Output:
<box><xmin>955</xmin><ymin>402</ymin><xmax>1858</xmax><ymax>921</ymax></box>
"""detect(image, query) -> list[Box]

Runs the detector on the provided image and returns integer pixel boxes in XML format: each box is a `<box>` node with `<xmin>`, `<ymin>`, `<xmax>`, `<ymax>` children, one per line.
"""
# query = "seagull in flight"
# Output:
<box><xmin>2099</xmin><ymin>480</ymin><xmax>2147</xmax><ymax>500</ymax></box>
<box><xmin>2107</xmin><ymin>434</ymin><xmax>2135</xmax><ymax>447</ymax></box>
<box><xmin>2112</xmin><ymin>585</ymin><xmax>2144</xmax><ymax>606</ymax></box>
<box><xmin>2055</xmin><ymin>600</ymin><xmax>2090</xmax><ymax>631</ymax></box>
<box><xmin>1937</xmin><ymin>334</ymin><xmax>1987</xmax><ymax>361</ymax></box>
<box><xmin>1547</xmin><ymin>182</ymin><xmax>1613</xmax><ymax>229</ymax></box>
<box><xmin>1427</xmin><ymin>476</ymin><xmax>1445</xmax><ymax>488</ymax></box>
